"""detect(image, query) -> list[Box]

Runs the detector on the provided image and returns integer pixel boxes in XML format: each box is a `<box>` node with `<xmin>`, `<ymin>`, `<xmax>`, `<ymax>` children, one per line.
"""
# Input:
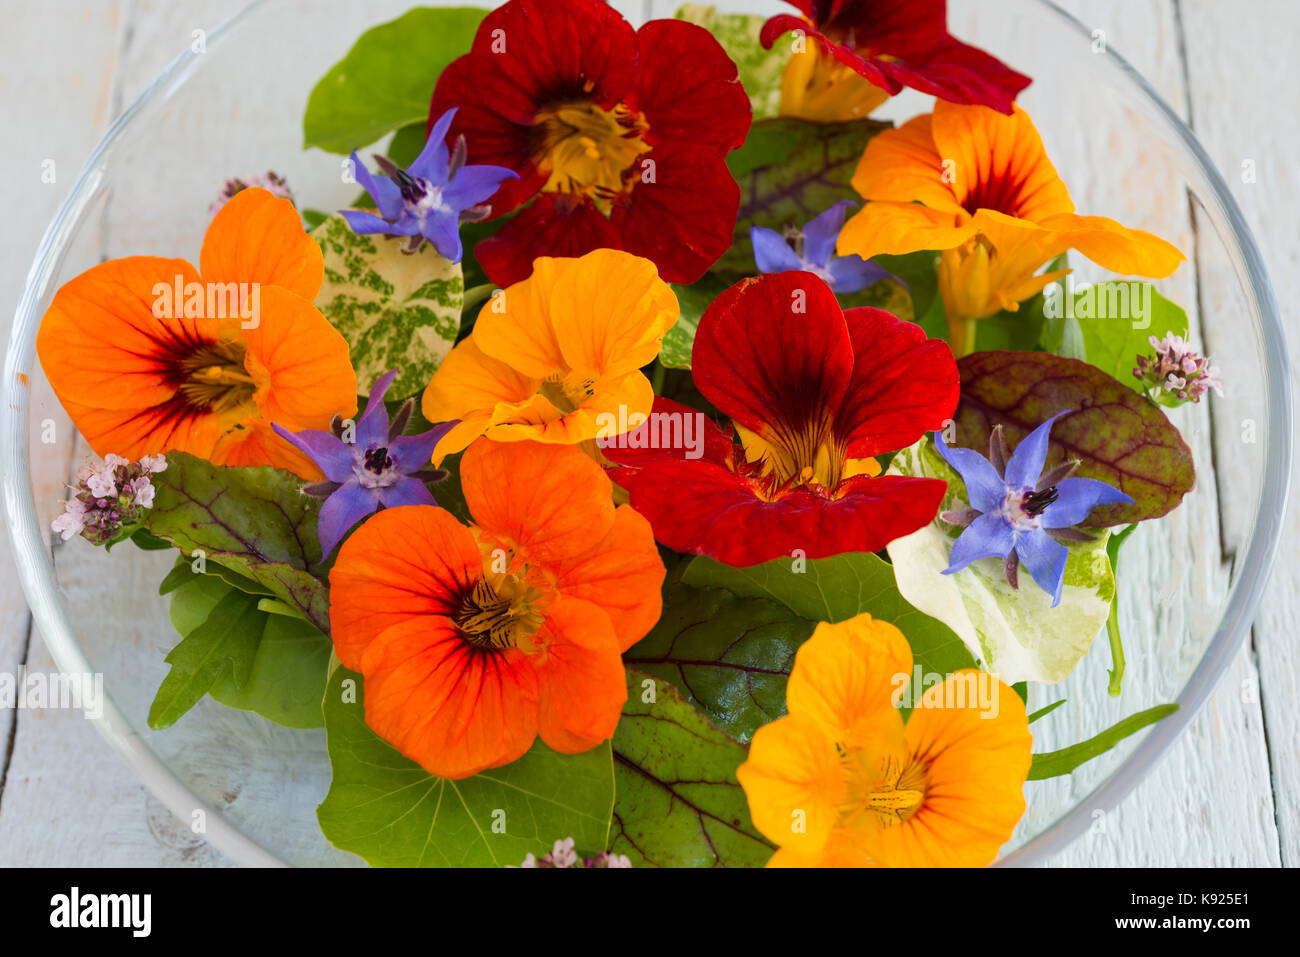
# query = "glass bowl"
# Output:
<box><xmin>2</xmin><ymin>0</ymin><xmax>1290</xmax><ymax>866</ymax></box>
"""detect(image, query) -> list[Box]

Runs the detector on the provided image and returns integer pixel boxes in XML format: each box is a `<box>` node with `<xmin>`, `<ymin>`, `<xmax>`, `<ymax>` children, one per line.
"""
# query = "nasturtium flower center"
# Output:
<box><xmin>455</xmin><ymin>571</ymin><xmax>548</xmax><ymax>651</ymax></box>
<box><xmin>840</xmin><ymin>742</ymin><xmax>928</xmax><ymax>832</ymax></box>
<box><xmin>534</xmin><ymin>100</ymin><xmax>648</xmax><ymax>211</ymax></box>
<box><xmin>739</xmin><ymin>418</ymin><xmax>849</xmax><ymax>494</ymax></box>
<box><xmin>175</xmin><ymin>339</ymin><xmax>259</xmax><ymax>419</ymax></box>
<box><xmin>539</xmin><ymin>370</ymin><xmax>596</xmax><ymax>416</ymax></box>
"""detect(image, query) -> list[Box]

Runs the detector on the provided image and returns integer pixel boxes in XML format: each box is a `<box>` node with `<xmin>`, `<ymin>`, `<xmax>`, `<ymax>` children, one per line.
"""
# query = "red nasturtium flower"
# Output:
<box><xmin>429</xmin><ymin>0</ymin><xmax>752</xmax><ymax>287</ymax></box>
<box><xmin>760</xmin><ymin>0</ymin><xmax>1031</xmax><ymax>115</ymax></box>
<box><xmin>606</xmin><ymin>272</ymin><xmax>958</xmax><ymax>567</ymax></box>
<box><xmin>329</xmin><ymin>439</ymin><xmax>664</xmax><ymax>780</ymax></box>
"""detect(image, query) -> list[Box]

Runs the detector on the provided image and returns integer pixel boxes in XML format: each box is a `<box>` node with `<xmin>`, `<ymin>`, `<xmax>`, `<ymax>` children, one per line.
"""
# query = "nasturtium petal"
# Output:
<box><xmin>785</xmin><ymin>614</ymin><xmax>912</xmax><ymax>743</ymax></box>
<box><xmin>201</xmin><ymin>187</ymin><xmax>324</xmax><ymax>300</ymax></box>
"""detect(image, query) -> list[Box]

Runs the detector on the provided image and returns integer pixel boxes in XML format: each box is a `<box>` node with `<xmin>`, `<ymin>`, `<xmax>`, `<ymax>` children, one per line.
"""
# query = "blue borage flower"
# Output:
<box><xmin>272</xmin><ymin>370</ymin><xmax>457</xmax><ymax>557</ymax></box>
<box><xmin>750</xmin><ymin>200</ymin><xmax>895</xmax><ymax>293</ymax></box>
<box><xmin>933</xmin><ymin>411</ymin><xmax>1133</xmax><ymax>606</ymax></box>
<box><xmin>341</xmin><ymin>108</ymin><xmax>518</xmax><ymax>261</ymax></box>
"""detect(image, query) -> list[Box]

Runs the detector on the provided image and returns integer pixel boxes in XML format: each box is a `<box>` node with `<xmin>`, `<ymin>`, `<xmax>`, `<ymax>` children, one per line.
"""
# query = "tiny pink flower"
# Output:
<box><xmin>210</xmin><ymin>171</ymin><xmax>294</xmax><ymax>218</ymax></box>
<box><xmin>1134</xmin><ymin>331</ymin><xmax>1223</xmax><ymax>407</ymax></box>
<box><xmin>51</xmin><ymin>499</ymin><xmax>87</xmax><ymax>542</ymax></box>
<box><xmin>53</xmin><ymin>453</ymin><xmax>166</xmax><ymax>546</ymax></box>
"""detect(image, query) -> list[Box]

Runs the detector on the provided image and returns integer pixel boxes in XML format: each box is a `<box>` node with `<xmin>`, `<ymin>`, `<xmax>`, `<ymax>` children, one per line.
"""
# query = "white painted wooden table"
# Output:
<box><xmin>0</xmin><ymin>0</ymin><xmax>1296</xmax><ymax>866</ymax></box>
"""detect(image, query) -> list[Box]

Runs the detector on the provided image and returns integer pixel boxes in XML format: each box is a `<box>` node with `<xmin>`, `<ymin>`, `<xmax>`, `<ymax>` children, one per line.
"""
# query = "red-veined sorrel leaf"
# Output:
<box><xmin>611</xmin><ymin>670</ymin><xmax>773</xmax><ymax>867</ymax></box>
<box><xmin>713</xmin><ymin>117</ymin><xmax>890</xmax><ymax>282</ymax></box>
<box><xmin>145</xmin><ymin>452</ymin><xmax>330</xmax><ymax>633</ymax></box>
<box><xmin>954</xmin><ymin>351</ymin><xmax>1194</xmax><ymax>525</ymax></box>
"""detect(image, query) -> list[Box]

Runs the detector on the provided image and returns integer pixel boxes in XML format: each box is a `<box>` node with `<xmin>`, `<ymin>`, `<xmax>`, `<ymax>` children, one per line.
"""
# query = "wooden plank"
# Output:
<box><xmin>1180</xmin><ymin>0</ymin><xmax>1300</xmax><ymax>866</ymax></box>
<box><xmin>985</xmin><ymin>0</ymin><xmax>1279</xmax><ymax>867</ymax></box>
<box><xmin>0</xmin><ymin>0</ymin><xmax>129</xmax><ymax>847</ymax></box>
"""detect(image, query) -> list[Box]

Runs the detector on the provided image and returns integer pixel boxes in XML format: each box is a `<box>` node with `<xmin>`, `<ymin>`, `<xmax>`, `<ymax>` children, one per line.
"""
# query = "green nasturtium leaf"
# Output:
<box><xmin>312</xmin><ymin>213</ymin><xmax>463</xmax><ymax>397</ymax></box>
<box><xmin>149</xmin><ymin>585</ymin><xmax>264</xmax><ymax>729</ymax></box>
<box><xmin>625</xmin><ymin>580</ymin><xmax>816</xmax><ymax>743</ymax></box>
<box><xmin>886</xmin><ymin>438</ymin><xmax>1116</xmax><ymax>685</ymax></box>
<box><xmin>1028</xmin><ymin>703</ymin><xmax>1178</xmax><ymax>779</ymax></box>
<box><xmin>680</xmin><ymin>551</ymin><xmax>977</xmax><ymax>680</ymax></box>
<box><xmin>1052</xmin><ymin>281</ymin><xmax>1188</xmax><ymax>389</ymax></box>
<box><xmin>955</xmin><ymin>350</ymin><xmax>1195</xmax><ymax>525</ymax></box>
<box><xmin>145</xmin><ymin>452</ymin><xmax>330</xmax><ymax>634</ymax></box>
<box><xmin>673</xmin><ymin>4</ymin><xmax>788</xmax><ymax>119</ymax></box>
<box><xmin>715</xmin><ymin>117</ymin><xmax>890</xmax><ymax>282</ymax></box>
<box><xmin>317</xmin><ymin>666</ymin><xmax>615</xmax><ymax>867</ymax></box>
<box><xmin>611</xmin><ymin>670</ymin><xmax>774</xmax><ymax>867</ymax></box>
<box><xmin>302</xmin><ymin>7</ymin><xmax>488</xmax><ymax>154</ymax></box>
<box><xmin>165</xmin><ymin>575</ymin><xmax>331</xmax><ymax>729</ymax></box>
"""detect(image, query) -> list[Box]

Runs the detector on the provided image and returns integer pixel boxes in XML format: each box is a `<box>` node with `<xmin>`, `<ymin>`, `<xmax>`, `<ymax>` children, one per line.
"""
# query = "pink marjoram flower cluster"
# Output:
<box><xmin>1133</xmin><ymin>332</ymin><xmax>1223</xmax><ymax>405</ymax></box>
<box><xmin>209</xmin><ymin>171</ymin><xmax>293</xmax><ymax>218</ymax></box>
<box><xmin>52</xmin><ymin>454</ymin><xmax>167</xmax><ymax>545</ymax></box>
<box><xmin>520</xmin><ymin>837</ymin><xmax>632</xmax><ymax>869</ymax></box>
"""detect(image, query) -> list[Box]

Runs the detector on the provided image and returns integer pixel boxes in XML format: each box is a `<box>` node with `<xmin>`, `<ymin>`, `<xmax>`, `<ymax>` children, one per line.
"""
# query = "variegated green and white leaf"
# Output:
<box><xmin>886</xmin><ymin>438</ymin><xmax>1115</xmax><ymax>685</ymax></box>
<box><xmin>674</xmin><ymin>4</ymin><xmax>788</xmax><ymax>120</ymax></box>
<box><xmin>311</xmin><ymin>213</ymin><xmax>463</xmax><ymax>398</ymax></box>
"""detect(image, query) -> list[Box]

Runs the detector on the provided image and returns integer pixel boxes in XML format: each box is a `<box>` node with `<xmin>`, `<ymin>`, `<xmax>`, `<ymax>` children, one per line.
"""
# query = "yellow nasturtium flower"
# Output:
<box><xmin>422</xmin><ymin>249</ymin><xmax>679</xmax><ymax>460</ymax></box>
<box><xmin>737</xmin><ymin>613</ymin><xmax>1032</xmax><ymax>868</ymax></box>
<box><xmin>837</xmin><ymin>101</ymin><xmax>1185</xmax><ymax>355</ymax></box>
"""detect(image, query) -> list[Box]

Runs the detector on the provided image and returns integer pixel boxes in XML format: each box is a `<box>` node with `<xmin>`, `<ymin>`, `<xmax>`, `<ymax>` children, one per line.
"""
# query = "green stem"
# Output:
<box><xmin>651</xmin><ymin>361</ymin><xmax>666</xmax><ymax>396</ymax></box>
<box><xmin>1106</xmin><ymin>600</ymin><xmax>1125</xmax><ymax>697</ymax></box>
<box><xmin>946</xmin><ymin>310</ymin><xmax>978</xmax><ymax>358</ymax></box>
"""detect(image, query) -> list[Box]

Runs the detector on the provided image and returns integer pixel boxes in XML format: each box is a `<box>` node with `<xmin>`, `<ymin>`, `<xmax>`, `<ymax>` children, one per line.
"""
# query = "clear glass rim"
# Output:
<box><xmin>1</xmin><ymin>0</ymin><xmax>1291</xmax><ymax>868</ymax></box>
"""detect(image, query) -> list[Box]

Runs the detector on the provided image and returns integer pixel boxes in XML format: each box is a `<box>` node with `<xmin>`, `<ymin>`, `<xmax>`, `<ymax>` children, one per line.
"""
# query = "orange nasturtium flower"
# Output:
<box><xmin>37</xmin><ymin>188</ymin><xmax>357</xmax><ymax>477</ymax></box>
<box><xmin>422</xmin><ymin>248</ymin><xmax>678</xmax><ymax>460</ymax></box>
<box><xmin>837</xmin><ymin>101</ymin><xmax>1186</xmax><ymax>355</ymax></box>
<box><xmin>328</xmin><ymin>438</ymin><xmax>664</xmax><ymax>780</ymax></box>
<box><xmin>737</xmin><ymin>613</ymin><xmax>1032</xmax><ymax>867</ymax></box>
